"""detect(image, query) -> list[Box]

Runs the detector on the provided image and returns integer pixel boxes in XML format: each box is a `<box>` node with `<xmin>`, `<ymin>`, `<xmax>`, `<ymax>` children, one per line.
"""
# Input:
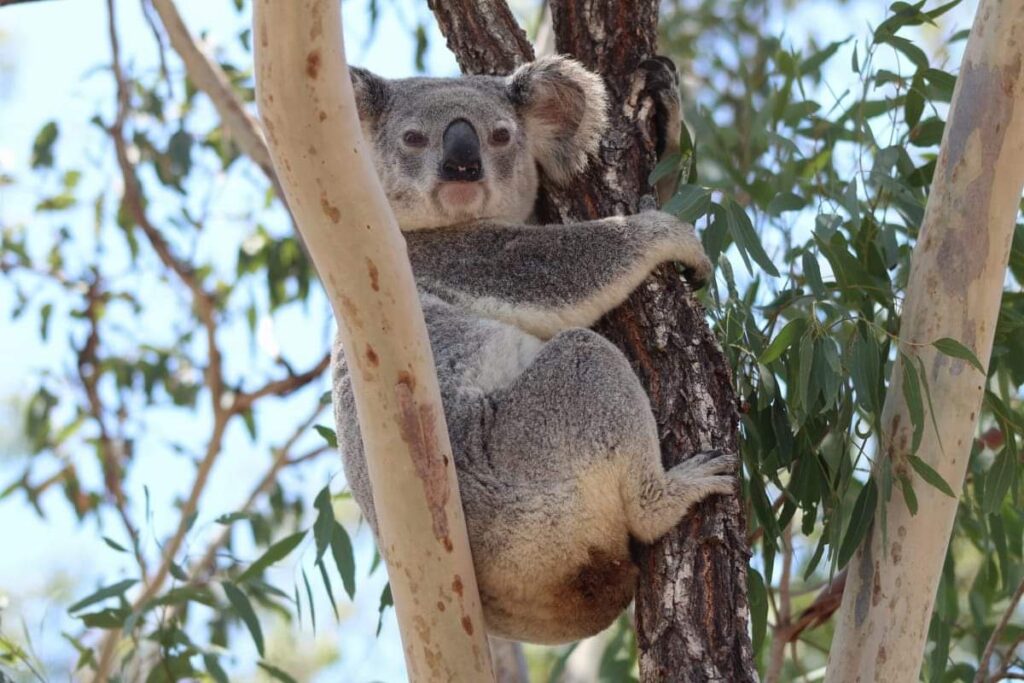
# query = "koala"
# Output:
<box><xmin>331</xmin><ymin>56</ymin><xmax>737</xmax><ymax>644</ymax></box>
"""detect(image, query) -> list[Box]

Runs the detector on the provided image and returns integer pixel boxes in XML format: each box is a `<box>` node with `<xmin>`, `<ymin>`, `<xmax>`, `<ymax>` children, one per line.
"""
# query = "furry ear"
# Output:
<box><xmin>506</xmin><ymin>56</ymin><xmax>609</xmax><ymax>185</ymax></box>
<box><xmin>349</xmin><ymin>67</ymin><xmax>391</xmax><ymax>128</ymax></box>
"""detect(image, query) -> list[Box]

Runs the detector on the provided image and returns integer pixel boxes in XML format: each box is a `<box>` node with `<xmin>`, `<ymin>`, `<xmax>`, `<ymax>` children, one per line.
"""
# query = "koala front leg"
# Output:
<box><xmin>405</xmin><ymin>212</ymin><xmax>711</xmax><ymax>338</ymax></box>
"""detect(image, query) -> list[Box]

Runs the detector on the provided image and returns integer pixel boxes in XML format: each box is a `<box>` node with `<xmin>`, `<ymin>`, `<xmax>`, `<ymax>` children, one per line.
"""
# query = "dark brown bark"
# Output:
<box><xmin>426</xmin><ymin>0</ymin><xmax>534</xmax><ymax>74</ymax></box>
<box><xmin>429</xmin><ymin>2</ymin><xmax>756</xmax><ymax>681</ymax></box>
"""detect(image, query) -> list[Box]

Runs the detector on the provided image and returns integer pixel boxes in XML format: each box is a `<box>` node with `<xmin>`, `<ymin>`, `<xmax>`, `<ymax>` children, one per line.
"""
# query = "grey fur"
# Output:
<box><xmin>333</xmin><ymin>56</ymin><xmax>736</xmax><ymax>644</ymax></box>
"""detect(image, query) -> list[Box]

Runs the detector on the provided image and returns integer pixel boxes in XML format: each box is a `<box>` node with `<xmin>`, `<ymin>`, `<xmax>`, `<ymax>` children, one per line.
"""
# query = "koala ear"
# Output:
<box><xmin>349</xmin><ymin>67</ymin><xmax>391</xmax><ymax>127</ymax></box>
<box><xmin>506</xmin><ymin>56</ymin><xmax>609</xmax><ymax>185</ymax></box>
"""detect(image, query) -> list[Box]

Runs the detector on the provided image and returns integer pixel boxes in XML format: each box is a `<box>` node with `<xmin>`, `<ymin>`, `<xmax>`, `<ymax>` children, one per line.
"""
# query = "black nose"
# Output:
<box><xmin>440</xmin><ymin>119</ymin><xmax>482</xmax><ymax>182</ymax></box>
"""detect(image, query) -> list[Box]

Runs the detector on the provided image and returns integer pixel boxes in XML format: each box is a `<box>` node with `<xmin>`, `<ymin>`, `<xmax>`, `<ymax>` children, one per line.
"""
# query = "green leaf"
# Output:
<box><xmin>302</xmin><ymin>567</ymin><xmax>317</xmax><ymax>633</ymax></box>
<box><xmin>377</xmin><ymin>583</ymin><xmax>393</xmax><ymax>636</ymax></box>
<box><xmin>759</xmin><ymin>318</ymin><xmax>807</xmax><ymax>364</ymax></box>
<box><xmin>69</xmin><ymin>579</ymin><xmax>138</xmax><ymax>614</ymax></box>
<box><xmin>905</xmin><ymin>71</ymin><xmax>925</xmax><ymax>128</ymax></box>
<box><xmin>838</xmin><ymin>478</ymin><xmax>878</xmax><ymax>568</ymax></box>
<box><xmin>932</xmin><ymin>337</ymin><xmax>985</xmax><ymax>374</ymax></box>
<box><xmin>204</xmin><ymin>655</ymin><xmax>229</xmax><ymax>683</ymax></box>
<box><xmin>316</xmin><ymin>559</ymin><xmax>340</xmax><ymax>621</ymax></box>
<box><xmin>258</xmin><ymin>663</ymin><xmax>298</xmax><ymax>683</ymax></box>
<box><xmin>312</xmin><ymin>486</ymin><xmax>335</xmax><ymax>562</ymax></box>
<box><xmin>898</xmin><ymin>473</ymin><xmax>919</xmax><ymax>515</ymax></box>
<box><xmin>747</xmin><ymin>569</ymin><xmax>768</xmax><ymax>657</ymax></box>
<box><xmin>78</xmin><ymin>608</ymin><xmax>129</xmax><ymax>629</ymax></box>
<box><xmin>215</xmin><ymin>511</ymin><xmax>253</xmax><ymax>525</ymax></box>
<box><xmin>901</xmin><ymin>353</ymin><xmax>925</xmax><ymax>454</ymax></box>
<box><xmin>648</xmin><ymin>151</ymin><xmax>682</xmax><ymax>186</ymax></box>
<box><xmin>102</xmin><ymin>537</ymin><xmax>129</xmax><ymax>553</ymax></box>
<box><xmin>907</xmin><ymin>455</ymin><xmax>956</xmax><ymax>498</ymax></box>
<box><xmin>236</xmin><ymin>531</ymin><xmax>306</xmax><ymax>583</ymax></box>
<box><xmin>982</xmin><ymin>447</ymin><xmax>1016</xmax><ymax>514</ymax></box>
<box><xmin>222</xmin><ymin>581</ymin><xmax>265</xmax><ymax>656</ymax></box>
<box><xmin>799</xmin><ymin>38</ymin><xmax>850</xmax><ymax>76</ymax></box>
<box><xmin>331</xmin><ymin>522</ymin><xmax>357</xmax><ymax>600</ymax></box>
<box><xmin>724</xmin><ymin>198</ymin><xmax>780</xmax><ymax>277</ymax></box>
<box><xmin>31</xmin><ymin>121</ymin><xmax>59</xmax><ymax>169</ymax></box>
<box><xmin>314</xmin><ymin>425</ymin><xmax>338</xmax><ymax>448</ymax></box>
<box><xmin>878</xmin><ymin>33</ymin><xmax>929</xmax><ymax>70</ymax></box>
<box><xmin>663</xmin><ymin>185</ymin><xmax>712</xmax><ymax>224</ymax></box>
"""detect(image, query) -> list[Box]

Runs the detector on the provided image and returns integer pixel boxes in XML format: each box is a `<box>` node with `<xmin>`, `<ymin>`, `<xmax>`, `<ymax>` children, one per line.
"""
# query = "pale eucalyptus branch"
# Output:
<box><xmin>254</xmin><ymin>0</ymin><xmax>493</xmax><ymax>678</ymax></box>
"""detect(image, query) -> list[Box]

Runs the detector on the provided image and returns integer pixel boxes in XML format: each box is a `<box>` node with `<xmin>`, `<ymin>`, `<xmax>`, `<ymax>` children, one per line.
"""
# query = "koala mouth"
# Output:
<box><xmin>435</xmin><ymin>180</ymin><xmax>487</xmax><ymax>211</ymax></box>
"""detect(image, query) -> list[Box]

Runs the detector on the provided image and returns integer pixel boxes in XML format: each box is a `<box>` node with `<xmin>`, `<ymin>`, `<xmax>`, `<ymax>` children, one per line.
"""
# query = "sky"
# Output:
<box><xmin>0</xmin><ymin>0</ymin><xmax>979</xmax><ymax>681</ymax></box>
<box><xmin>0</xmin><ymin>1</ymin><xmax>461</xmax><ymax>681</ymax></box>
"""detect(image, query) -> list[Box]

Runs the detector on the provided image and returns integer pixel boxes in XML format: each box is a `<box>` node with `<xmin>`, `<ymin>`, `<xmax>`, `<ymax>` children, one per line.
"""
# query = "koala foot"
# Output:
<box><xmin>624</xmin><ymin>449</ymin><xmax>737</xmax><ymax>543</ymax></box>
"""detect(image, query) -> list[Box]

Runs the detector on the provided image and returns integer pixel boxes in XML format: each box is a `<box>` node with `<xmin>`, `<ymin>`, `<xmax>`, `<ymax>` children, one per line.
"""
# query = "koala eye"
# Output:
<box><xmin>402</xmin><ymin>130</ymin><xmax>428</xmax><ymax>148</ymax></box>
<box><xmin>489</xmin><ymin>127</ymin><xmax>511</xmax><ymax>146</ymax></box>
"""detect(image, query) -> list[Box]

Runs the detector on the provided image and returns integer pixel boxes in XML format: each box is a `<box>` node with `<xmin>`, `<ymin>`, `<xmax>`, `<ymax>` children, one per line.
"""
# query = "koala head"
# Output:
<box><xmin>350</xmin><ymin>57</ymin><xmax>608</xmax><ymax>230</ymax></box>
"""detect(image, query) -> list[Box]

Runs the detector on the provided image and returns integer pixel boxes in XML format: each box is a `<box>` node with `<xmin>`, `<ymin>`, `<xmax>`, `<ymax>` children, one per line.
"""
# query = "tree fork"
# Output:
<box><xmin>429</xmin><ymin>2</ymin><xmax>756</xmax><ymax>680</ymax></box>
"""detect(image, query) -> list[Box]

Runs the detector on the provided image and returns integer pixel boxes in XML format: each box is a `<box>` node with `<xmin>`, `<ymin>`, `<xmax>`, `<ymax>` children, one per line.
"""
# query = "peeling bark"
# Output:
<box><xmin>428</xmin><ymin>1</ymin><xmax>755</xmax><ymax>680</ymax></box>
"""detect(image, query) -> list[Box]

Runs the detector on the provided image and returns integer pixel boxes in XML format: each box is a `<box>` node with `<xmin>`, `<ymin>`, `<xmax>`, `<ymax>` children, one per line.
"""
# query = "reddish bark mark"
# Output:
<box><xmin>365</xmin><ymin>344</ymin><xmax>379</xmax><ymax>367</ymax></box>
<box><xmin>394</xmin><ymin>374</ymin><xmax>451</xmax><ymax>545</ymax></box>
<box><xmin>367</xmin><ymin>257</ymin><xmax>380</xmax><ymax>291</ymax></box>
<box><xmin>461</xmin><ymin>616</ymin><xmax>474</xmax><ymax>636</ymax></box>
<box><xmin>306</xmin><ymin>49</ymin><xmax>321</xmax><ymax>79</ymax></box>
<box><xmin>452</xmin><ymin>575</ymin><xmax>464</xmax><ymax>598</ymax></box>
<box><xmin>338</xmin><ymin>294</ymin><xmax>362</xmax><ymax>330</ymax></box>
<box><xmin>320</xmin><ymin>194</ymin><xmax>340</xmax><ymax>223</ymax></box>
<box><xmin>397</xmin><ymin>369</ymin><xmax>417</xmax><ymax>392</ymax></box>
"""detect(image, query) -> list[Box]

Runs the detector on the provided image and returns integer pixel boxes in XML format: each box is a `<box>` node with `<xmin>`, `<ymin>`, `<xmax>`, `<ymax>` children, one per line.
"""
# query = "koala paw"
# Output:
<box><xmin>638</xmin><ymin>57</ymin><xmax>681</xmax><ymax>159</ymax></box>
<box><xmin>639</xmin><ymin>210</ymin><xmax>713</xmax><ymax>288</ymax></box>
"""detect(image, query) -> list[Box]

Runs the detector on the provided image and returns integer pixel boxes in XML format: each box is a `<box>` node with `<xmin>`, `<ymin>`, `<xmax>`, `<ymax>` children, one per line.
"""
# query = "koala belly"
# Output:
<box><xmin>447</xmin><ymin>326</ymin><xmax>662</xmax><ymax>643</ymax></box>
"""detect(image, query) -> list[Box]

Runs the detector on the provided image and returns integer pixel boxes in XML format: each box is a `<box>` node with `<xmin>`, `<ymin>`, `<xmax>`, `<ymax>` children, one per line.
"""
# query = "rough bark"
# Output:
<box><xmin>425</xmin><ymin>0</ymin><xmax>533</xmax><ymax>74</ymax></box>
<box><xmin>253</xmin><ymin>2</ymin><xmax>494</xmax><ymax>680</ymax></box>
<box><xmin>825</xmin><ymin>2</ymin><xmax>1024</xmax><ymax>681</ymax></box>
<box><xmin>429</xmin><ymin>2</ymin><xmax>756</xmax><ymax>681</ymax></box>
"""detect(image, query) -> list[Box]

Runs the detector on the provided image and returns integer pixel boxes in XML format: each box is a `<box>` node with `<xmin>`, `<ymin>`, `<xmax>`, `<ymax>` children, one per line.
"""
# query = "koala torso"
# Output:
<box><xmin>332</xmin><ymin>57</ymin><xmax>736</xmax><ymax>644</ymax></box>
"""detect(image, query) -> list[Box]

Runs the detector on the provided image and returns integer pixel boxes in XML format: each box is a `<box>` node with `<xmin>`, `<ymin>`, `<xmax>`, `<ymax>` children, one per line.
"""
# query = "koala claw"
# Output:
<box><xmin>676</xmin><ymin>450</ymin><xmax>738</xmax><ymax>478</ymax></box>
<box><xmin>638</xmin><ymin>194</ymin><xmax>659</xmax><ymax>213</ymax></box>
<box><xmin>683</xmin><ymin>254</ymin><xmax>714</xmax><ymax>290</ymax></box>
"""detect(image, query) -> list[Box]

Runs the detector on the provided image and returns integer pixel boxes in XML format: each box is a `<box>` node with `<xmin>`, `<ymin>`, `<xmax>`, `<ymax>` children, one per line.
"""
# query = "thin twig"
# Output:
<box><xmin>765</xmin><ymin>526</ymin><xmax>793</xmax><ymax>683</ymax></box>
<box><xmin>975</xmin><ymin>578</ymin><xmax>1024</xmax><ymax>683</ymax></box>
<box><xmin>139</xmin><ymin>0</ymin><xmax>172</xmax><ymax>96</ymax></box>
<box><xmin>149</xmin><ymin>0</ymin><xmax>280</xmax><ymax>189</ymax></box>
<box><xmin>77</xmin><ymin>280</ymin><xmax>148</xmax><ymax>575</ymax></box>
<box><xmin>233</xmin><ymin>353</ymin><xmax>330</xmax><ymax>412</ymax></box>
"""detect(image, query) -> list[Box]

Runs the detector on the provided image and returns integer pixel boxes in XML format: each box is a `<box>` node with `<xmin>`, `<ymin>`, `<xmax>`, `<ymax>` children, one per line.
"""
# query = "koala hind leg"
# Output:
<box><xmin>622</xmin><ymin>448</ymin><xmax>738</xmax><ymax>544</ymax></box>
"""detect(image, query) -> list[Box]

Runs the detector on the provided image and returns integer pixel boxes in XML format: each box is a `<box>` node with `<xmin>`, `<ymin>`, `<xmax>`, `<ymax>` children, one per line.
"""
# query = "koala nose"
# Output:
<box><xmin>441</xmin><ymin>119</ymin><xmax>483</xmax><ymax>182</ymax></box>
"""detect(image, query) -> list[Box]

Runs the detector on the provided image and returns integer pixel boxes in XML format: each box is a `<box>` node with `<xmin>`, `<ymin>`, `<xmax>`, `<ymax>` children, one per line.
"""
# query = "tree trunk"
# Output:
<box><xmin>825</xmin><ymin>3</ymin><xmax>1024</xmax><ymax>681</ymax></box>
<box><xmin>253</xmin><ymin>2</ymin><xmax>494</xmax><ymax>680</ymax></box>
<box><xmin>429</xmin><ymin>2</ymin><xmax>756</xmax><ymax>681</ymax></box>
